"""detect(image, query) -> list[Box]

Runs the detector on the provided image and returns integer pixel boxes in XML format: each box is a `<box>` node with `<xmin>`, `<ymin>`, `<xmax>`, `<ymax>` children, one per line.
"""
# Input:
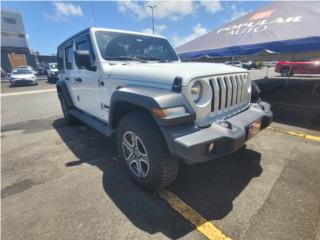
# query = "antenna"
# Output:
<box><xmin>91</xmin><ymin>2</ymin><xmax>96</xmax><ymax>26</ymax></box>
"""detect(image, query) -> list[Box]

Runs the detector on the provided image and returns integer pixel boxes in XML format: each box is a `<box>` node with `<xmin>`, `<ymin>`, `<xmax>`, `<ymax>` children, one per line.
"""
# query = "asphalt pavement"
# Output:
<box><xmin>1</xmin><ymin>78</ymin><xmax>320</xmax><ymax>240</ymax></box>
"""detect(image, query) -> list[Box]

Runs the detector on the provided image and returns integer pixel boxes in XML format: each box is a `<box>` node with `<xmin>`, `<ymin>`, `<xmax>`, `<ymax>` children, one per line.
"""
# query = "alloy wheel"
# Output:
<box><xmin>122</xmin><ymin>131</ymin><xmax>150</xmax><ymax>178</ymax></box>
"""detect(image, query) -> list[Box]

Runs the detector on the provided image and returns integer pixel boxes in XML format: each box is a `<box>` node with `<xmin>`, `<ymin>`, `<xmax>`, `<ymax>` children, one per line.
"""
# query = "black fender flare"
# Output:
<box><xmin>56</xmin><ymin>79</ymin><xmax>74</xmax><ymax>108</ymax></box>
<box><xmin>109</xmin><ymin>86</ymin><xmax>196</xmax><ymax>128</ymax></box>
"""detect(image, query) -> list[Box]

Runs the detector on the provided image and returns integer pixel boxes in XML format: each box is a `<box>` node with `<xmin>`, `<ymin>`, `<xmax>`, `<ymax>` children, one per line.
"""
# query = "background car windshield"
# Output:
<box><xmin>49</xmin><ymin>64</ymin><xmax>58</xmax><ymax>69</ymax></box>
<box><xmin>95</xmin><ymin>31</ymin><xmax>179</xmax><ymax>61</ymax></box>
<box><xmin>12</xmin><ymin>69</ymin><xmax>32</xmax><ymax>74</ymax></box>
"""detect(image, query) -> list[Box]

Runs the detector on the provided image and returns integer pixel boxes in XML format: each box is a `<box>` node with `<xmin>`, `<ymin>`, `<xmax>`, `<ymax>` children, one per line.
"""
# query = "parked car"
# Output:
<box><xmin>36</xmin><ymin>66</ymin><xmax>46</xmax><ymax>75</ymax></box>
<box><xmin>46</xmin><ymin>63</ymin><xmax>59</xmax><ymax>83</ymax></box>
<box><xmin>242</xmin><ymin>61</ymin><xmax>257</xmax><ymax>70</ymax></box>
<box><xmin>275</xmin><ymin>60</ymin><xmax>320</xmax><ymax>77</ymax></box>
<box><xmin>10</xmin><ymin>68</ymin><xmax>38</xmax><ymax>86</ymax></box>
<box><xmin>224</xmin><ymin>61</ymin><xmax>243</xmax><ymax>68</ymax></box>
<box><xmin>56</xmin><ymin>27</ymin><xmax>272</xmax><ymax>190</ymax></box>
<box><xmin>263</xmin><ymin>61</ymin><xmax>278</xmax><ymax>68</ymax></box>
<box><xmin>17</xmin><ymin>65</ymin><xmax>37</xmax><ymax>75</ymax></box>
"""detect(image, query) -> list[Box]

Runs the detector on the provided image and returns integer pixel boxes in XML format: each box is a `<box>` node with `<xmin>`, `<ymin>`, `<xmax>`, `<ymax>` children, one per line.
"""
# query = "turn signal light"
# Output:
<box><xmin>208</xmin><ymin>143</ymin><xmax>215</xmax><ymax>153</ymax></box>
<box><xmin>152</xmin><ymin>106</ymin><xmax>187</xmax><ymax>118</ymax></box>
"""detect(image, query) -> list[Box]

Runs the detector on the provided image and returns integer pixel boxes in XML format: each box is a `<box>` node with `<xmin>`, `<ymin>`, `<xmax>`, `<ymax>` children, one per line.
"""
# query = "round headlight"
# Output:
<box><xmin>191</xmin><ymin>81</ymin><xmax>202</xmax><ymax>103</ymax></box>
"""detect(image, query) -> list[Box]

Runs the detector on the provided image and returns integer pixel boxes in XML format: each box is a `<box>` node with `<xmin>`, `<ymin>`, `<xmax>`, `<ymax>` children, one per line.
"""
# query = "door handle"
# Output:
<box><xmin>64</xmin><ymin>77</ymin><xmax>70</xmax><ymax>81</ymax></box>
<box><xmin>75</xmin><ymin>78</ymin><xmax>82</xmax><ymax>83</ymax></box>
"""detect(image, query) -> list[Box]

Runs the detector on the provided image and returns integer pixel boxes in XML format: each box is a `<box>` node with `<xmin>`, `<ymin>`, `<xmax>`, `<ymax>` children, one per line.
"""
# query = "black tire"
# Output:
<box><xmin>117</xmin><ymin>111</ymin><xmax>179</xmax><ymax>191</ymax></box>
<box><xmin>58</xmin><ymin>92</ymin><xmax>77</xmax><ymax>125</ymax></box>
<box><xmin>281</xmin><ymin>68</ymin><xmax>291</xmax><ymax>77</ymax></box>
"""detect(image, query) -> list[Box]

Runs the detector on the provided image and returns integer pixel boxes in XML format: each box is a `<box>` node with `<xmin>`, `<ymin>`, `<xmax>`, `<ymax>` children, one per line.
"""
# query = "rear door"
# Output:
<box><xmin>63</xmin><ymin>41</ymin><xmax>81</xmax><ymax>108</ymax></box>
<box><xmin>73</xmin><ymin>34</ymin><xmax>103</xmax><ymax>119</ymax></box>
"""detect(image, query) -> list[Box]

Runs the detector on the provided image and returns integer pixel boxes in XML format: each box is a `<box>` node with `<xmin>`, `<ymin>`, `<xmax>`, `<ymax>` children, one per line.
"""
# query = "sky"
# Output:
<box><xmin>1</xmin><ymin>1</ymin><xmax>270</xmax><ymax>55</ymax></box>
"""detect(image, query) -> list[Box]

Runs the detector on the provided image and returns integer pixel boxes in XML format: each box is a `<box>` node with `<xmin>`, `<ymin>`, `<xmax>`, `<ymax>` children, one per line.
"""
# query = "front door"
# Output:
<box><xmin>73</xmin><ymin>35</ymin><xmax>103</xmax><ymax>120</ymax></box>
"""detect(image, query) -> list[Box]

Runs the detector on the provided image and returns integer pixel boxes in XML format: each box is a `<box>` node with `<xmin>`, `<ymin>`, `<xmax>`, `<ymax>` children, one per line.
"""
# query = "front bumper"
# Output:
<box><xmin>48</xmin><ymin>73</ymin><xmax>58</xmax><ymax>78</ymax></box>
<box><xmin>10</xmin><ymin>79</ymin><xmax>37</xmax><ymax>86</ymax></box>
<box><xmin>166</xmin><ymin>102</ymin><xmax>272</xmax><ymax>164</ymax></box>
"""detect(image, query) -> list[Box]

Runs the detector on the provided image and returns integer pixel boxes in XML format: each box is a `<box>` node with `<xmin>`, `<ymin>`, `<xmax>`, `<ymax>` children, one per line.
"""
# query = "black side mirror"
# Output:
<box><xmin>74</xmin><ymin>50</ymin><xmax>94</xmax><ymax>70</ymax></box>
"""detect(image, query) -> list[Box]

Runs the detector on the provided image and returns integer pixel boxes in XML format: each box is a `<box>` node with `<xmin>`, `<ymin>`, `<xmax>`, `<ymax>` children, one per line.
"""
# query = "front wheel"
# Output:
<box><xmin>117</xmin><ymin>111</ymin><xmax>179</xmax><ymax>191</ymax></box>
<box><xmin>58</xmin><ymin>92</ymin><xmax>77</xmax><ymax>125</ymax></box>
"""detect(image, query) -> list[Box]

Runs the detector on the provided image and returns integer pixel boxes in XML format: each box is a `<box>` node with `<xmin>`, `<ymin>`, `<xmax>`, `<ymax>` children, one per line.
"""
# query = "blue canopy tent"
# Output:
<box><xmin>176</xmin><ymin>2</ymin><xmax>320</xmax><ymax>60</ymax></box>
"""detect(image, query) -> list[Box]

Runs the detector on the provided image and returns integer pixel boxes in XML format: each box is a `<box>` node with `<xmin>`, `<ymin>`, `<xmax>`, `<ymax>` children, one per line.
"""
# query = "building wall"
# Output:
<box><xmin>1</xmin><ymin>47</ymin><xmax>37</xmax><ymax>72</ymax></box>
<box><xmin>1</xmin><ymin>9</ymin><xmax>29</xmax><ymax>49</ymax></box>
<box><xmin>1</xmin><ymin>9</ymin><xmax>34</xmax><ymax>72</ymax></box>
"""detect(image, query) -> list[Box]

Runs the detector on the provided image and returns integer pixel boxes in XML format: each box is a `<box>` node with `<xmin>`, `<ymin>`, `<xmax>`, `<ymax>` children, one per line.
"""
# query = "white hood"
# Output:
<box><xmin>109</xmin><ymin>62</ymin><xmax>247</xmax><ymax>86</ymax></box>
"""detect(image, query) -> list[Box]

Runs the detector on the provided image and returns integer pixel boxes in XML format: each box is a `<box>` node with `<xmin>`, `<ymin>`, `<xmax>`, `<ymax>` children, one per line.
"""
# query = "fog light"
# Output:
<box><xmin>208</xmin><ymin>143</ymin><xmax>215</xmax><ymax>153</ymax></box>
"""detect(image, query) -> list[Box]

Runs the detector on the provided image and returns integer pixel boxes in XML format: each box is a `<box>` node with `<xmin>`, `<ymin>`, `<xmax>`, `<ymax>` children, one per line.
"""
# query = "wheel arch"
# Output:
<box><xmin>56</xmin><ymin>79</ymin><xmax>74</xmax><ymax>108</ymax></box>
<box><xmin>109</xmin><ymin>86</ymin><xmax>196</xmax><ymax>129</ymax></box>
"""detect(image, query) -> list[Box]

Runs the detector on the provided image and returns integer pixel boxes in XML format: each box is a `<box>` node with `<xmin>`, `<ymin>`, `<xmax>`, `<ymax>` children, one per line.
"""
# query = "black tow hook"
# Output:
<box><xmin>218</xmin><ymin>120</ymin><xmax>233</xmax><ymax>129</ymax></box>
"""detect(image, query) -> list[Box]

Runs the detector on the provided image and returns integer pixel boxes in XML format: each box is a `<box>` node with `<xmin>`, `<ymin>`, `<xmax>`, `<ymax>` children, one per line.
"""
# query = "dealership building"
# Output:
<box><xmin>0</xmin><ymin>9</ymin><xmax>38</xmax><ymax>72</ymax></box>
<box><xmin>1</xmin><ymin>9</ymin><xmax>56</xmax><ymax>73</ymax></box>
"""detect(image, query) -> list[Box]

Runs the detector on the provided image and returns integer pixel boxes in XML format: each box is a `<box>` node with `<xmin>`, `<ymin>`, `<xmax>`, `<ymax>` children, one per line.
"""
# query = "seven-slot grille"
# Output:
<box><xmin>209</xmin><ymin>73</ymin><xmax>250</xmax><ymax>117</ymax></box>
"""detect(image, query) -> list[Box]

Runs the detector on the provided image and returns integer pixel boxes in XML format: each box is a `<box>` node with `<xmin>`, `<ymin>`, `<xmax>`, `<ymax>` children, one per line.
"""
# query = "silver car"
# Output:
<box><xmin>10</xmin><ymin>68</ymin><xmax>38</xmax><ymax>87</ymax></box>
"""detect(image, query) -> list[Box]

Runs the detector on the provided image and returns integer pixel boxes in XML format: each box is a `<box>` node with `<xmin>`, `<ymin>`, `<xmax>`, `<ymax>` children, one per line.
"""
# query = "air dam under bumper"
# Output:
<box><xmin>173</xmin><ymin>102</ymin><xmax>272</xmax><ymax>164</ymax></box>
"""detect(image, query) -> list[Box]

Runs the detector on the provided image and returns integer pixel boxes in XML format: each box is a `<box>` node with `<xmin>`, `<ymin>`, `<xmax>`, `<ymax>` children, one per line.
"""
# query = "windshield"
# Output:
<box><xmin>12</xmin><ymin>69</ymin><xmax>33</xmax><ymax>74</ymax></box>
<box><xmin>49</xmin><ymin>63</ymin><xmax>58</xmax><ymax>69</ymax></box>
<box><xmin>95</xmin><ymin>31</ymin><xmax>179</xmax><ymax>62</ymax></box>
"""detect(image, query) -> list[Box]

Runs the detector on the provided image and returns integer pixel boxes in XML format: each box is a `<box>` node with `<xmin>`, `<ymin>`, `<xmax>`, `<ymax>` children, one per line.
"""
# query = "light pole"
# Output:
<box><xmin>147</xmin><ymin>5</ymin><xmax>156</xmax><ymax>34</ymax></box>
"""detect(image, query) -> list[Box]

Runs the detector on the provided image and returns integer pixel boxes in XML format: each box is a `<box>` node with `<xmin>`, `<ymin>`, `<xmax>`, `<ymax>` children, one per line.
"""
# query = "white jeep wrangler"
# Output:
<box><xmin>56</xmin><ymin>27</ymin><xmax>272</xmax><ymax>190</ymax></box>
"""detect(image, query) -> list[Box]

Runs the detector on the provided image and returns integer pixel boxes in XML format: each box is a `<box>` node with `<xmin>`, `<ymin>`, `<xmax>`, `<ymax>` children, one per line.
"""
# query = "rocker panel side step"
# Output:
<box><xmin>69</xmin><ymin>109</ymin><xmax>114</xmax><ymax>137</ymax></box>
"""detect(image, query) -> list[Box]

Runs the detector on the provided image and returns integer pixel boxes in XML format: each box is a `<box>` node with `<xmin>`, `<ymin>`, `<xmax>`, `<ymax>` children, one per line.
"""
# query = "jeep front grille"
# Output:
<box><xmin>209</xmin><ymin>73</ymin><xmax>250</xmax><ymax>118</ymax></box>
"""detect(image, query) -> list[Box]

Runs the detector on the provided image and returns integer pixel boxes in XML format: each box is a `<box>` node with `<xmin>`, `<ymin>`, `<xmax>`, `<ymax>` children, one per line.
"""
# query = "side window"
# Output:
<box><xmin>75</xmin><ymin>37</ymin><xmax>96</xmax><ymax>70</ymax></box>
<box><xmin>76</xmin><ymin>40</ymin><xmax>90</xmax><ymax>51</ymax></box>
<box><xmin>57</xmin><ymin>48</ymin><xmax>64</xmax><ymax>71</ymax></box>
<box><xmin>65</xmin><ymin>45</ymin><xmax>73</xmax><ymax>70</ymax></box>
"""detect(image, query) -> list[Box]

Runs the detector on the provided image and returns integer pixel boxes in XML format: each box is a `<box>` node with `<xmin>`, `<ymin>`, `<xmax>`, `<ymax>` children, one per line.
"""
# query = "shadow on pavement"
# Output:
<box><xmin>257</xmin><ymin>78</ymin><xmax>320</xmax><ymax>131</ymax></box>
<box><xmin>53</xmin><ymin>118</ymin><xmax>262</xmax><ymax>239</ymax></box>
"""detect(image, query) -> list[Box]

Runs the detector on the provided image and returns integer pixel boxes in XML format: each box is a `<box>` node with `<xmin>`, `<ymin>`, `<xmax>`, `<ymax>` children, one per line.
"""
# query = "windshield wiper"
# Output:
<box><xmin>140</xmin><ymin>57</ymin><xmax>173</xmax><ymax>63</ymax></box>
<box><xmin>105</xmin><ymin>56</ymin><xmax>147</xmax><ymax>63</ymax></box>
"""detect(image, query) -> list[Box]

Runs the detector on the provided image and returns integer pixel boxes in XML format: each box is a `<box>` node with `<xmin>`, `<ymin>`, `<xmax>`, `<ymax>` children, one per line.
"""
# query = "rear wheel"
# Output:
<box><xmin>117</xmin><ymin>111</ymin><xmax>179</xmax><ymax>191</ymax></box>
<box><xmin>48</xmin><ymin>76</ymin><xmax>53</xmax><ymax>83</ymax></box>
<box><xmin>280</xmin><ymin>68</ymin><xmax>293</xmax><ymax>77</ymax></box>
<box><xmin>58</xmin><ymin>92</ymin><xmax>77</xmax><ymax>125</ymax></box>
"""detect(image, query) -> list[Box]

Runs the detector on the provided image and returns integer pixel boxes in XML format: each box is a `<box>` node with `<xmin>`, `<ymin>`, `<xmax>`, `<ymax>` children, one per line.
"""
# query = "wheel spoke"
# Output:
<box><xmin>136</xmin><ymin>137</ymin><xmax>147</xmax><ymax>156</ymax></box>
<box><xmin>133</xmin><ymin>134</ymin><xmax>138</xmax><ymax>148</ymax></box>
<box><xmin>136</xmin><ymin>159</ymin><xmax>143</xmax><ymax>177</ymax></box>
<box><xmin>123</xmin><ymin>132</ymin><xmax>134</xmax><ymax>147</ymax></box>
<box><xmin>122</xmin><ymin>131</ymin><xmax>150</xmax><ymax>178</ymax></box>
<box><xmin>139</xmin><ymin>157</ymin><xmax>149</xmax><ymax>178</ymax></box>
<box><xmin>127</xmin><ymin>154</ymin><xmax>136</xmax><ymax>165</ymax></box>
<box><xmin>122</xmin><ymin>142</ymin><xmax>133</xmax><ymax>160</ymax></box>
<box><xmin>129</xmin><ymin>158</ymin><xmax>141</xmax><ymax>177</ymax></box>
<box><xmin>139</xmin><ymin>154</ymin><xmax>149</xmax><ymax>165</ymax></box>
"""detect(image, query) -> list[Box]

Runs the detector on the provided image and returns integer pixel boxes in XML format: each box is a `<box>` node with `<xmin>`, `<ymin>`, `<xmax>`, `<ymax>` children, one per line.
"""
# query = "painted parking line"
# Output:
<box><xmin>287</xmin><ymin>131</ymin><xmax>320</xmax><ymax>142</ymax></box>
<box><xmin>1</xmin><ymin>89</ymin><xmax>56</xmax><ymax>97</ymax></box>
<box><xmin>267</xmin><ymin>127</ymin><xmax>320</xmax><ymax>142</ymax></box>
<box><xmin>159</xmin><ymin>190</ymin><xmax>232</xmax><ymax>240</ymax></box>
